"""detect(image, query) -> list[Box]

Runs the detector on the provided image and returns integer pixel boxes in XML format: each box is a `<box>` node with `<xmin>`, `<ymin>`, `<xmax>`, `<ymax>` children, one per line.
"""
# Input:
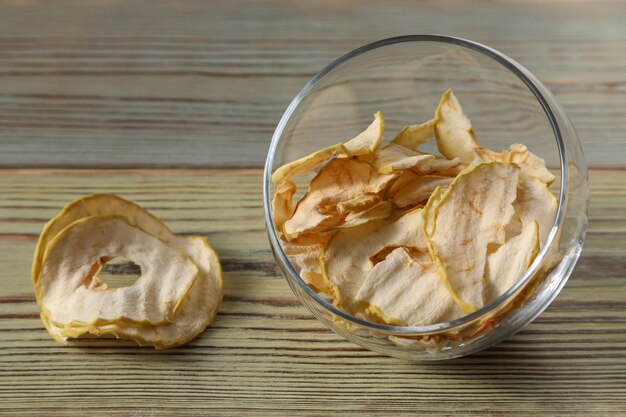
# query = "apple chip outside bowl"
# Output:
<box><xmin>263</xmin><ymin>35</ymin><xmax>588</xmax><ymax>360</ymax></box>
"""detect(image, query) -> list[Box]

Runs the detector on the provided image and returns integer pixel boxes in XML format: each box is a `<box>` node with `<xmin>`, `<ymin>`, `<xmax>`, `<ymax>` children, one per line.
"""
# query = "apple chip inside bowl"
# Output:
<box><xmin>271</xmin><ymin>90</ymin><xmax>558</xmax><ymax>332</ymax></box>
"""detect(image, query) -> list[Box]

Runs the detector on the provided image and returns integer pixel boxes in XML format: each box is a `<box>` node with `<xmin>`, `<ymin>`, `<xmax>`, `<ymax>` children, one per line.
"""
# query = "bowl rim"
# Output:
<box><xmin>263</xmin><ymin>34</ymin><xmax>569</xmax><ymax>335</ymax></box>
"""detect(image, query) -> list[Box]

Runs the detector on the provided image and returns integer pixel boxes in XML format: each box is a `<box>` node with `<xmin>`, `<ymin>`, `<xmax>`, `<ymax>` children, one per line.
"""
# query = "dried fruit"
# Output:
<box><xmin>473</xmin><ymin>143</ymin><xmax>555</xmax><ymax>185</ymax></box>
<box><xmin>356</xmin><ymin>247</ymin><xmax>463</xmax><ymax>326</ymax></box>
<box><xmin>390</xmin><ymin>119</ymin><xmax>435</xmax><ymax>150</ymax></box>
<box><xmin>373</xmin><ymin>144</ymin><xmax>435</xmax><ymax>174</ymax></box>
<box><xmin>389</xmin><ymin>171</ymin><xmax>452</xmax><ymax>208</ymax></box>
<box><xmin>271</xmin><ymin>112</ymin><xmax>384</xmax><ymax>183</ymax></box>
<box><xmin>322</xmin><ymin>208</ymin><xmax>428</xmax><ymax>313</ymax></box>
<box><xmin>32</xmin><ymin>193</ymin><xmax>177</xmax><ymax>300</ymax></box>
<box><xmin>484</xmin><ymin>221</ymin><xmax>540</xmax><ymax>302</ymax></box>
<box><xmin>423</xmin><ymin>162</ymin><xmax>520</xmax><ymax>312</ymax></box>
<box><xmin>33</xmin><ymin>194</ymin><xmax>223</xmax><ymax>349</ymax></box>
<box><xmin>515</xmin><ymin>174</ymin><xmax>558</xmax><ymax>247</ymax></box>
<box><xmin>339</xmin><ymin>200</ymin><xmax>393</xmax><ymax>229</ymax></box>
<box><xmin>272</xmin><ymin>89</ymin><xmax>559</xmax><ymax>328</ymax></box>
<box><xmin>283</xmin><ymin>158</ymin><xmax>395</xmax><ymax>241</ymax></box>
<box><xmin>434</xmin><ymin>89</ymin><xmax>479</xmax><ymax>162</ymax></box>
<box><xmin>272</xmin><ymin>180</ymin><xmax>297</xmax><ymax>235</ymax></box>
<box><xmin>40</xmin><ymin>216</ymin><xmax>199</xmax><ymax>326</ymax></box>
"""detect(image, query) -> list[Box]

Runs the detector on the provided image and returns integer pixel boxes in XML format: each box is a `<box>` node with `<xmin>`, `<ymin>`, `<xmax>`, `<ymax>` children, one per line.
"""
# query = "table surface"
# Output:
<box><xmin>0</xmin><ymin>1</ymin><xmax>625</xmax><ymax>416</ymax></box>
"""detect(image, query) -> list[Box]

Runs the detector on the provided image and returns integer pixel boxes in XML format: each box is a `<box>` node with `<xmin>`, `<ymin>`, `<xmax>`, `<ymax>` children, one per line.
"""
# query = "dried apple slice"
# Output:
<box><xmin>510</xmin><ymin>144</ymin><xmax>555</xmax><ymax>185</ymax></box>
<box><xmin>423</xmin><ymin>162</ymin><xmax>520</xmax><ymax>312</ymax></box>
<box><xmin>40</xmin><ymin>216</ymin><xmax>199</xmax><ymax>327</ymax></box>
<box><xmin>270</xmin><ymin>143</ymin><xmax>345</xmax><ymax>185</ymax></box>
<box><xmin>64</xmin><ymin>235</ymin><xmax>223</xmax><ymax>349</ymax></box>
<box><xmin>342</xmin><ymin>111</ymin><xmax>385</xmax><ymax>156</ymax></box>
<box><xmin>389</xmin><ymin>171</ymin><xmax>452</xmax><ymax>208</ymax></box>
<box><xmin>272</xmin><ymin>180</ymin><xmax>297</xmax><ymax>234</ymax></box>
<box><xmin>474</xmin><ymin>143</ymin><xmax>555</xmax><ymax>185</ymax></box>
<box><xmin>282</xmin><ymin>238</ymin><xmax>335</xmax><ymax>293</ymax></box>
<box><xmin>271</xmin><ymin>112</ymin><xmax>384</xmax><ymax>183</ymax></box>
<box><xmin>336</xmin><ymin>194</ymin><xmax>379</xmax><ymax>215</ymax></box>
<box><xmin>287</xmin><ymin>244</ymin><xmax>328</xmax><ymax>294</ymax></box>
<box><xmin>516</xmin><ymin>174</ymin><xmax>558</xmax><ymax>249</ymax></box>
<box><xmin>281</xmin><ymin>239</ymin><xmax>325</xmax><ymax>256</ymax></box>
<box><xmin>373</xmin><ymin>144</ymin><xmax>435</xmax><ymax>174</ymax></box>
<box><xmin>390</xmin><ymin>119</ymin><xmax>435</xmax><ymax>150</ymax></box>
<box><xmin>149</xmin><ymin>234</ymin><xmax>222</xmax><ymax>348</ymax></box>
<box><xmin>434</xmin><ymin>90</ymin><xmax>480</xmax><ymax>162</ymax></box>
<box><xmin>47</xmin><ymin>234</ymin><xmax>223</xmax><ymax>348</ymax></box>
<box><xmin>32</xmin><ymin>193</ymin><xmax>175</xmax><ymax>299</ymax></box>
<box><xmin>339</xmin><ymin>200</ymin><xmax>393</xmax><ymax>229</ymax></box>
<box><xmin>322</xmin><ymin>207</ymin><xmax>428</xmax><ymax>313</ymax></box>
<box><xmin>282</xmin><ymin>230</ymin><xmax>334</xmax><ymax>248</ymax></box>
<box><xmin>35</xmin><ymin>194</ymin><xmax>222</xmax><ymax>347</ymax></box>
<box><xmin>283</xmin><ymin>158</ymin><xmax>395</xmax><ymax>241</ymax></box>
<box><xmin>356</xmin><ymin>247</ymin><xmax>463</xmax><ymax>326</ymax></box>
<box><xmin>34</xmin><ymin>193</ymin><xmax>223</xmax><ymax>348</ymax></box>
<box><xmin>413</xmin><ymin>155</ymin><xmax>466</xmax><ymax>177</ymax></box>
<box><xmin>484</xmin><ymin>220</ymin><xmax>540</xmax><ymax>302</ymax></box>
<box><xmin>373</xmin><ymin>143</ymin><xmax>465</xmax><ymax>177</ymax></box>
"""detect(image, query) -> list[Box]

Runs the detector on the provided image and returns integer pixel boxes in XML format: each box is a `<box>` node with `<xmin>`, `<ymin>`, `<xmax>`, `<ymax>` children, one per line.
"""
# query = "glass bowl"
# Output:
<box><xmin>263</xmin><ymin>35</ymin><xmax>588</xmax><ymax>360</ymax></box>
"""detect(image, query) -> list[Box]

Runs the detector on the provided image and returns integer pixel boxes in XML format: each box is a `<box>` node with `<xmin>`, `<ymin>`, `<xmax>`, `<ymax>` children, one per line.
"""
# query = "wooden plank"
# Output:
<box><xmin>0</xmin><ymin>0</ymin><xmax>624</xmax><ymax>168</ymax></box>
<box><xmin>0</xmin><ymin>1</ymin><xmax>625</xmax><ymax>415</ymax></box>
<box><xmin>0</xmin><ymin>168</ymin><xmax>624</xmax><ymax>416</ymax></box>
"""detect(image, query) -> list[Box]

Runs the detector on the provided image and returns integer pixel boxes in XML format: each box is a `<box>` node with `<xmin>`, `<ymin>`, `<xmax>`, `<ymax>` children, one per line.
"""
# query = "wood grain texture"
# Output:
<box><xmin>0</xmin><ymin>168</ymin><xmax>624</xmax><ymax>416</ymax></box>
<box><xmin>0</xmin><ymin>0</ymin><xmax>624</xmax><ymax>168</ymax></box>
<box><xmin>0</xmin><ymin>1</ymin><xmax>625</xmax><ymax>416</ymax></box>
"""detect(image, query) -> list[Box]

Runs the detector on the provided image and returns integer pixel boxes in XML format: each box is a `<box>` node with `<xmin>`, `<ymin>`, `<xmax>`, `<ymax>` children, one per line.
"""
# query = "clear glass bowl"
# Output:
<box><xmin>263</xmin><ymin>35</ymin><xmax>588</xmax><ymax>360</ymax></box>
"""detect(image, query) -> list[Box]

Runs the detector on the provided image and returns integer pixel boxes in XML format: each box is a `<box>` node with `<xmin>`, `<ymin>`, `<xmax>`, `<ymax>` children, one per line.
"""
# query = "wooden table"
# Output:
<box><xmin>1</xmin><ymin>1</ymin><xmax>624</xmax><ymax>415</ymax></box>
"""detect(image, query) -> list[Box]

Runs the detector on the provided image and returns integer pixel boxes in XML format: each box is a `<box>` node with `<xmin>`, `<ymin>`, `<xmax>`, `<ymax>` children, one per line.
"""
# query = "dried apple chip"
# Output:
<box><xmin>271</xmin><ymin>89</ymin><xmax>559</xmax><ymax>332</ymax></box>
<box><xmin>339</xmin><ymin>200</ymin><xmax>393</xmax><ymax>229</ymax></box>
<box><xmin>281</xmin><ymin>238</ymin><xmax>334</xmax><ymax>294</ymax></box>
<box><xmin>283</xmin><ymin>158</ymin><xmax>395</xmax><ymax>240</ymax></box>
<box><xmin>356</xmin><ymin>247</ymin><xmax>463</xmax><ymax>326</ymax></box>
<box><xmin>373</xmin><ymin>144</ymin><xmax>435</xmax><ymax>174</ymax></box>
<box><xmin>145</xmin><ymin>234</ymin><xmax>222</xmax><ymax>348</ymax></box>
<box><xmin>508</xmin><ymin>144</ymin><xmax>555</xmax><ymax>185</ymax></box>
<box><xmin>484</xmin><ymin>221</ymin><xmax>539</xmax><ymax>302</ymax></box>
<box><xmin>272</xmin><ymin>180</ymin><xmax>297</xmax><ymax>234</ymax></box>
<box><xmin>389</xmin><ymin>172</ymin><xmax>452</xmax><ymax>208</ymax></box>
<box><xmin>374</xmin><ymin>144</ymin><xmax>465</xmax><ymax>177</ymax></box>
<box><xmin>287</xmin><ymin>244</ymin><xmax>327</xmax><ymax>294</ymax></box>
<box><xmin>336</xmin><ymin>194</ymin><xmax>379</xmax><ymax>215</ymax></box>
<box><xmin>271</xmin><ymin>112</ymin><xmax>384</xmax><ymax>183</ymax></box>
<box><xmin>390</xmin><ymin>118</ymin><xmax>435</xmax><ymax>150</ymax></box>
<box><xmin>413</xmin><ymin>155</ymin><xmax>466</xmax><ymax>177</ymax></box>
<box><xmin>59</xmin><ymin>235</ymin><xmax>223</xmax><ymax>349</ymax></box>
<box><xmin>516</xmin><ymin>174</ymin><xmax>558</xmax><ymax>248</ymax></box>
<box><xmin>40</xmin><ymin>216</ymin><xmax>199</xmax><ymax>327</ymax></box>
<box><xmin>423</xmin><ymin>162</ymin><xmax>520</xmax><ymax>312</ymax></box>
<box><xmin>33</xmin><ymin>193</ymin><xmax>223</xmax><ymax>348</ymax></box>
<box><xmin>434</xmin><ymin>90</ymin><xmax>480</xmax><ymax>162</ymax></box>
<box><xmin>322</xmin><ymin>207</ymin><xmax>428</xmax><ymax>313</ymax></box>
<box><xmin>473</xmin><ymin>143</ymin><xmax>555</xmax><ymax>185</ymax></box>
<box><xmin>32</xmin><ymin>193</ymin><xmax>175</xmax><ymax>300</ymax></box>
<box><xmin>282</xmin><ymin>230</ymin><xmax>334</xmax><ymax>248</ymax></box>
<box><xmin>270</xmin><ymin>143</ymin><xmax>345</xmax><ymax>185</ymax></box>
<box><xmin>342</xmin><ymin>111</ymin><xmax>385</xmax><ymax>156</ymax></box>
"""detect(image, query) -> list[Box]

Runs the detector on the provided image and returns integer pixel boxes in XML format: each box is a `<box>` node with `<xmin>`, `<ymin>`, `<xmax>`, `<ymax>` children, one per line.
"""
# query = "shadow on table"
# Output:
<box><xmin>394</xmin><ymin>331</ymin><xmax>585</xmax><ymax>400</ymax></box>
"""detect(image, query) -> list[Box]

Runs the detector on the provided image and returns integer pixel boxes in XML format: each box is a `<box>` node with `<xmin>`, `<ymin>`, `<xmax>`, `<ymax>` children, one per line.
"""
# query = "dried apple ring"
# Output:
<box><xmin>50</xmin><ymin>235</ymin><xmax>223</xmax><ymax>349</ymax></box>
<box><xmin>32</xmin><ymin>193</ymin><xmax>176</xmax><ymax>299</ymax></box>
<box><xmin>39</xmin><ymin>216</ymin><xmax>199</xmax><ymax>327</ymax></box>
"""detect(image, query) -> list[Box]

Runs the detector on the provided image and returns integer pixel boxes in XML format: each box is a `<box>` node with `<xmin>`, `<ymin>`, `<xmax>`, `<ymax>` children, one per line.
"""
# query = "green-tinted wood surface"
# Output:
<box><xmin>0</xmin><ymin>1</ymin><xmax>625</xmax><ymax>416</ymax></box>
<box><xmin>0</xmin><ymin>168</ymin><xmax>624</xmax><ymax>416</ymax></box>
<box><xmin>0</xmin><ymin>0</ymin><xmax>624</xmax><ymax>168</ymax></box>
